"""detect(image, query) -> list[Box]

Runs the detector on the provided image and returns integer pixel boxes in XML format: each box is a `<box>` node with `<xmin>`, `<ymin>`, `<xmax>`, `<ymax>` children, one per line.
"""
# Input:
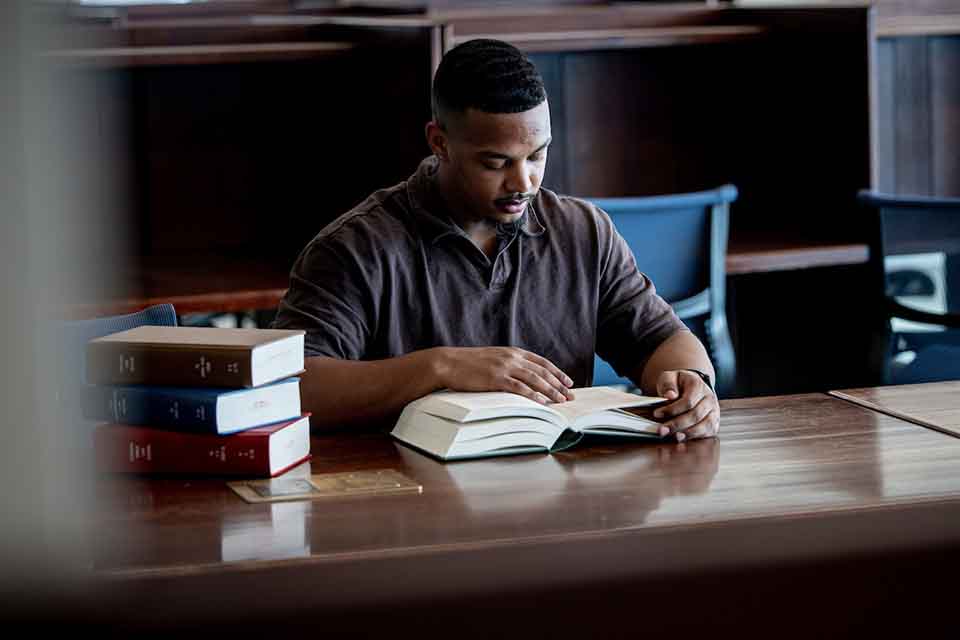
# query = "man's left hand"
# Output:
<box><xmin>651</xmin><ymin>370</ymin><xmax>719</xmax><ymax>442</ymax></box>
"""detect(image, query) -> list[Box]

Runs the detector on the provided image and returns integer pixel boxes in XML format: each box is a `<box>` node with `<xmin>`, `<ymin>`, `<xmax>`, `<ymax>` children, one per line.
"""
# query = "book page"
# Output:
<box><xmin>549</xmin><ymin>387</ymin><xmax>664</xmax><ymax>425</ymax></box>
<box><xmin>421</xmin><ymin>390</ymin><xmax>561</xmax><ymax>423</ymax></box>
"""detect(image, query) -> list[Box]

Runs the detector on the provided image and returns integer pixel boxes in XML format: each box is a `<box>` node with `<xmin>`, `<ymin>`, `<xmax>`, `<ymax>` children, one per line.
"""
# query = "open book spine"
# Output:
<box><xmin>86</xmin><ymin>343</ymin><xmax>254</xmax><ymax>388</ymax></box>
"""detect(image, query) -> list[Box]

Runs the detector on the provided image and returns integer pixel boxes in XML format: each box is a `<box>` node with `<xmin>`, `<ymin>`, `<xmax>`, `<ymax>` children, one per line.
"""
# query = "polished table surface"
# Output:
<box><xmin>94</xmin><ymin>392</ymin><xmax>960</xmax><ymax>574</ymax></box>
<box><xmin>85</xmin><ymin>392</ymin><xmax>960</xmax><ymax>636</ymax></box>
<box><xmin>831</xmin><ymin>380</ymin><xmax>960</xmax><ymax>438</ymax></box>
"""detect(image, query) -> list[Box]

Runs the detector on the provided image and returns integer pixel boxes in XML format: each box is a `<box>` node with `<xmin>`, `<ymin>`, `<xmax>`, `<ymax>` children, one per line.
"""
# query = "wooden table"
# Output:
<box><xmin>831</xmin><ymin>380</ymin><xmax>960</xmax><ymax>438</ymax></box>
<box><xmin>67</xmin><ymin>392</ymin><xmax>960</xmax><ymax>637</ymax></box>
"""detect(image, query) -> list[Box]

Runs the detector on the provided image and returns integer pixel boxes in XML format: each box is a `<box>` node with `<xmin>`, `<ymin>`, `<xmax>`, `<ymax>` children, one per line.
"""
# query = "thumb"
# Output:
<box><xmin>656</xmin><ymin>370</ymin><xmax>680</xmax><ymax>400</ymax></box>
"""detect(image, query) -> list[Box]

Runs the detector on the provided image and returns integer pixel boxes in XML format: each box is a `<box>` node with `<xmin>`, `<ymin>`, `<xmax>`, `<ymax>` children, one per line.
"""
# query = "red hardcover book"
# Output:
<box><xmin>94</xmin><ymin>414</ymin><xmax>311</xmax><ymax>477</ymax></box>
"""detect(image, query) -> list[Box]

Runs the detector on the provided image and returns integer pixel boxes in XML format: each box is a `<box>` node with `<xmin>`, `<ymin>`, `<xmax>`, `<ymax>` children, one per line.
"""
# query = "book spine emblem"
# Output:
<box><xmin>169</xmin><ymin>401</ymin><xmax>180</xmax><ymax>420</ymax></box>
<box><xmin>109</xmin><ymin>390</ymin><xmax>128</xmax><ymax>421</ymax></box>
<box><xmin>194</xmin><ymin>356</ymin><xmax>212</xmax><ymax>379</ymax></box>
<box><xmin>128</xmin><ymin>442</ymin><xmax>151</xmax><ymax>462</ymax></box>
<box><xmin>120</xmin><ymin>354</ymin><xmax>135</xmax><ymax>373</ymax></box>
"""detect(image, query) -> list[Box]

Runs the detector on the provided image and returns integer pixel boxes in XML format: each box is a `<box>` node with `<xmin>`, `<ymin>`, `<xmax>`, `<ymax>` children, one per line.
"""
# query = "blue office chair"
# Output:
<box><xmin>59</xmin><ymin>304</ymin><xmax>179</xmax><ymax>417</ymax></box>
<box><xmin>586</xmin><ymin>185</ymin><xmax>738</xmax><ymax>397</ymax></box>
<box><xmin>858</xmin><ymin>191</ymin><xmax>960</xmax><ymax>384</ymax></box>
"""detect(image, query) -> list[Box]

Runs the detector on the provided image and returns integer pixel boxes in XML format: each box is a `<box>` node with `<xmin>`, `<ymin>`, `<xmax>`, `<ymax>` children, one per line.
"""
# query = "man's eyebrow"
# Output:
<box><xmin>477</xmin><ymin>138</ymin><xmax>552</xmax><ymax>159</ymax></box>
<box><xmin>533</xmin><ymin>138</ymin><xmax>552</xmax><ymax>154</ymax></box>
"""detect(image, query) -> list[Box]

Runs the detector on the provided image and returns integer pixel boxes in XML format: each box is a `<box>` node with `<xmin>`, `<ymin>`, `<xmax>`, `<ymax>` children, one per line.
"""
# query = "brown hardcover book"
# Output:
<box><xmin>86</xmin><ymin>326</ymin><xmax>305</xmax><ymax>388</ymax></box>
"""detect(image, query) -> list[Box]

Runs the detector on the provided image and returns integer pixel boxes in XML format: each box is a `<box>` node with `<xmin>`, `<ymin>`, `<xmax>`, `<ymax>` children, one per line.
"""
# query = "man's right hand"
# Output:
<box><xmin>430</xmin><ymin>346</ymin><xmax>575</xmax><ymax>404</ymax></box>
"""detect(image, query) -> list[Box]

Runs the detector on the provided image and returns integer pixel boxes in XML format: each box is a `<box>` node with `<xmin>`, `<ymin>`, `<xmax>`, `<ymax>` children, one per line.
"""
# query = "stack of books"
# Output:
<box><xmin>84</xmin><ymin>326</ymin><xmax>311</xmax><ymax>477</ymax></box>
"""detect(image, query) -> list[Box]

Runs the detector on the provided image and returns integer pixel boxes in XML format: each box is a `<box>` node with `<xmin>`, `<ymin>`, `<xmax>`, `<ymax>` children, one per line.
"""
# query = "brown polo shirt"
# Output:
<box><xmin>272</xmin><ymin>156</ymin><xmax>685</xmax><ymax>386</ymax></box>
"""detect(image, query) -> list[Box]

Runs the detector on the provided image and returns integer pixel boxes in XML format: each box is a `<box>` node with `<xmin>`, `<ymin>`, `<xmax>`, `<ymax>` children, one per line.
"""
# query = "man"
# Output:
<box><xmin>273</xmin><ymin>38</ymin><xmax>719</xmax><ymax>441</ymax></box>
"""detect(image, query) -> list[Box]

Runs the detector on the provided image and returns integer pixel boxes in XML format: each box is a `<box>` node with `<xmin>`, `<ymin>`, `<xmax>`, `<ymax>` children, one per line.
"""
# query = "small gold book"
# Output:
<box><xmin>229</xmin><ymin>469</ymin><xmax>422</xmax><ymax>504</ymax></box>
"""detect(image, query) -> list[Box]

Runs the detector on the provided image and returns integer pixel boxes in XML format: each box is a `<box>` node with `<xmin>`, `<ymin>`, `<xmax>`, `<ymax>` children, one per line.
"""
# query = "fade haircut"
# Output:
<box><xmin>432</xmin><ymin>38</ymin><xmax>547</xmax><ymax>131</ymax></box>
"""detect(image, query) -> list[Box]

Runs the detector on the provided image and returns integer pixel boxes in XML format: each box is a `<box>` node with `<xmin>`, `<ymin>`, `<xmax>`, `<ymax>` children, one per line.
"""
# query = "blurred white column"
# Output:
<box><xmin>0</xmin><ymin>0</ymin><xmax>128</xmax><ymax>622</ymax></box>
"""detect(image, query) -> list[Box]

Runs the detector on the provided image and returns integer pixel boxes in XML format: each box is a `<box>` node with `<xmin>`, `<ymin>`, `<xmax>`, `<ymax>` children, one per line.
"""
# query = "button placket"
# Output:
<box><xmin>489</xmin><ymin>234</ymin><xmax>517</xmax><ymax>289</ymax></box>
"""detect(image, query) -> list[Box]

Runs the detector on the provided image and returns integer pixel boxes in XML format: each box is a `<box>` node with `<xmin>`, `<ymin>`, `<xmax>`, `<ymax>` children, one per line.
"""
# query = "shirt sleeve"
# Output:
<box><xmin>593</xmin><ymin>209</ymin><xmax>686</xmax><ymax>379</ymax></box>
<box><xmin>271</xmin><ymin>221</ymin><xmax>383</xmax><ymax>360</ymax></box>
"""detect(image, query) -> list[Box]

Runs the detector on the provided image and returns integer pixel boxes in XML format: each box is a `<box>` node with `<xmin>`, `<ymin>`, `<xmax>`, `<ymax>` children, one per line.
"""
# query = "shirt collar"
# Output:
<box><xmin>406</xmin><ymin>156</ymin><xmax>547</xmax><ymax>245</ymax></box>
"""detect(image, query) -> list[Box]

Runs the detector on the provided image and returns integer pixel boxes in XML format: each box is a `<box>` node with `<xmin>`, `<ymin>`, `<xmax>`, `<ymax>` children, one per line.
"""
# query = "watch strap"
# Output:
<box><xmin>682</xmin><ymin>368</ymin><xmax>714</xmax><ymax>393</ymax></box>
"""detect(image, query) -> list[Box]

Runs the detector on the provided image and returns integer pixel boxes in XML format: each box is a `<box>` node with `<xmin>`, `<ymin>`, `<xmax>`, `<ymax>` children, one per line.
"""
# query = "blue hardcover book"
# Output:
<box><xmin>83</xmin><ymin>377</ymin><xmax>301</xmax><ymax>435</ymax></box>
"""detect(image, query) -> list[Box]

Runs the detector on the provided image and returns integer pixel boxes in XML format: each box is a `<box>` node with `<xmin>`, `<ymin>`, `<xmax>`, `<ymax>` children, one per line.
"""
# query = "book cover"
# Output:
<box><xmin>83</xmin><ymin>377</ymin><xmax>301</xmax><ymax>434</ymax></box>
<box><xmin>86</xmin><ymin>326</ymin><xmax>305</xmax><ymax>388</ymax></box>
<box><xmin>94</xmin><ymin>414</ymin><xmax>311</xmax><ymax>477</ymax></box>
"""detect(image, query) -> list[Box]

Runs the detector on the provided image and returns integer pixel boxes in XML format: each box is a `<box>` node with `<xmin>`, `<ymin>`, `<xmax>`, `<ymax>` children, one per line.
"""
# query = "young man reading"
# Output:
<box><xmin>273</xmin><ymin>39</ymin><xmax>719</xmax><ymax>442</ymax></box>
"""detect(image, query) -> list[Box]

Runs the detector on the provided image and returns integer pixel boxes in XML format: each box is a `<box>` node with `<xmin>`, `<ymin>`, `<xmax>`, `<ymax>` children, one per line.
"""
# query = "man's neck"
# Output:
<box><xmin>435</xmin><ymin>165</ymin><xmax>499</xmax><ymax>258</ymax></box>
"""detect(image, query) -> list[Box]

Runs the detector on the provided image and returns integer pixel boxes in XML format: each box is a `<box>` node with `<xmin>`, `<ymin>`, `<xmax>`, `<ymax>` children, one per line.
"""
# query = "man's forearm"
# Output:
<box><xmin>635</xmin><ymin>330</ymin><xmax>715</xmax><ymax>395</ymax></box>
<box><xmin>300</xmin><ymin>350</ymin><xmax>446</xmax><ymax>429</ymax></box>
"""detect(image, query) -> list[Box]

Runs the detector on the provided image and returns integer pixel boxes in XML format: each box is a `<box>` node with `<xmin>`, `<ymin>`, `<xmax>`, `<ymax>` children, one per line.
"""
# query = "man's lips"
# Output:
<box><xmin>495</xmin><ymin>198</ymin><xmax>530</xmax><ymax>214</ymax></box>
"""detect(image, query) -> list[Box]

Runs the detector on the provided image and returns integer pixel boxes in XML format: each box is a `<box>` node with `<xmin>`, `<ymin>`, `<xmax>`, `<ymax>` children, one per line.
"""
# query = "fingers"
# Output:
<box><xmin>443</xmin><ymin>347</ymin><xmax>574</xmax><ymax>404</ymax></box>
<box><xmin>656</xmin><ymin>370</ymin><xmax>681</xmax><ymax>401</ymax></box>
<box><xmin>678</xmin><ymin>407</ymin><xmax>720</xmax><ymax>441</ymax></box>
<box><xmin>499</xmin><ymin>377</ymin><xmax>554</xmax><ymax>405</ymax></box>
<box><xmin>659</xmin><ymin>402</ymin><xmax>720</xmax><ymax>441</ymax></box>
<box><xmin>522</xmin><ymin>352</ymin><xmax>575</xmax><ymax>397</ymax></box>
<box><xmin>654</xmin><ymin>371</ymin><xmax>708</xmax><ymax>418</ymax></box>
<box><xmin>511</xmin><ymin>366</ymin><xmax>571</xmax><ymax>404</ymax></box>
<box><xmin>487</xmin><ymin>349</ymin><xmax>574</xmax><ymax>404</ymax></box>
<box><xmin>651</xmin><ymin>369</ymin><xmax>720</xmax><ymax>440</ymax></box>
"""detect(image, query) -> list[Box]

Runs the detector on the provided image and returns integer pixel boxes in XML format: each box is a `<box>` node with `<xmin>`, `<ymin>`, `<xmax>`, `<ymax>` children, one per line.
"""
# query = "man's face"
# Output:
<box><xmin>431</xmin><ymin>100</ymin><xmax>551</xmax><ymax>225</ymax></box>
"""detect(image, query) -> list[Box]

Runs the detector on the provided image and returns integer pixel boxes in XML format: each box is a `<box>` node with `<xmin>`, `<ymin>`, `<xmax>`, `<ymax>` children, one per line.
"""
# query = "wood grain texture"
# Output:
<box><xmin>932</xmin><ymin>36</ymin><xmax>960</xmax><ymax>196</ymax></box>
<box><xmin>725</xmin><ymin>239</ymin><xmax>869</xmax><ymax>275</ymax></box>
<box><xmin>831</xmin><ymin>381</ymin><xmax>960</xmax><ymax>438</ymax></box>
<box><xmin>61</xmin><ymin>255</ymin><xmax>291</xmax><ymax>317</ymax></box>
<box><xmin>876</xmin><ymin>33</ymin><xmax>960</xmax><ymax>197</ymax></box>
<box><xmin>71</xmin><ymin>392</ymin><xmax>960</xmax><ymax>636</ymax></box>
<box><xmin>91</xmin><ymin>393</ymin><xmax>960</xmax><ymax>576</ymax></box>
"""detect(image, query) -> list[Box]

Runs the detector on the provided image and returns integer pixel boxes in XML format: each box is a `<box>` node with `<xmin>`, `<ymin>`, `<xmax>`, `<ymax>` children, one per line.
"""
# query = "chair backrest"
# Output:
<box><xmin>586</xmin><ymin>185</ymin><xmax>738</xmax><ymax>396</ymax></box>
<box><xmin>858</xmin><ymin>191</ymin><xmax>960</xmax><ymax>384</ymax></box>
<box><xmin>62</xmin><ymin>303</ymin><xmax>179</xmax><ymax>388</ymax></box>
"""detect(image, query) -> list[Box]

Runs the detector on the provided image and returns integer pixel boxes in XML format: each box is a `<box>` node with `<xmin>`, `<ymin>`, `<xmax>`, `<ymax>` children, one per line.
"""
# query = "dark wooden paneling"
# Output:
<box><xmin>130</xmin><ymin>48</ymin><xmax>431</xmax><ymax>262</ymax></box>
<box><xmin>560</xmin><ymin>45</ymin><xmax>733</xmax><ymax>198</ymax></box>
<box><xmin>894</xmin><ymin>36</ymin><xmax>932</xmax><ymax>194</ymax></box>
<box><xmin>931</xmin><ymin>36</ymin><xmax>960</xmax><ymax>195</ymax></box>
<box><xmin>876</xmin><ymin>37</ymin><xmax>896</xmax><ymax>192</ymax></box>
<box><xmin>877</xmin><ymin>34</ymin><xmax>960</xmax><ymax>197</ymax></box>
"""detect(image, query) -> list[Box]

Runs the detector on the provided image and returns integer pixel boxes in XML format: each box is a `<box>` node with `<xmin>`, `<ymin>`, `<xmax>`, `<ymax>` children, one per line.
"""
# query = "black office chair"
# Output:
<box><xmin>586</xmin><ymin>185</ymin><xmax>738</xmax><ymax>397</ymax></box>
<box><xmin>858</xmin><ymin>191</ymin><xmax>960</xmax><ymax>385</ymax></box>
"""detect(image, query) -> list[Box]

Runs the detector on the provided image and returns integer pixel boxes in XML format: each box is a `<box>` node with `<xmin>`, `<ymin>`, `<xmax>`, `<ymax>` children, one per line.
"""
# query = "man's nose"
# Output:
<box><xmin>505</xmin><ymin>162</ymin><xmax>535</xmax><ymax>195</ymax></box>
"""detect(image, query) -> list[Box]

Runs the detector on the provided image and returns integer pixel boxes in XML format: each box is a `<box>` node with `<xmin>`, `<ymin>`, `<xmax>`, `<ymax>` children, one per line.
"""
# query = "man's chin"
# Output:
<box><xmin>491</xmin><ymin>212</ymin><xmax>525</xmax><ymax>225</ymax></box>
<box><xmin>491</xmin><ymin>202</ymin><xmax>527</xmax><ymax>223</ymax></box>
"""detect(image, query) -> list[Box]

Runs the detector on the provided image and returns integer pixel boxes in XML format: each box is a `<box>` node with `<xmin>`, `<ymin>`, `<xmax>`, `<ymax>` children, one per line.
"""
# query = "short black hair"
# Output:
<box><xmin>432</xmin><ymin>38</ymin><xmax>547</xmax><ymax>129</ymax></box>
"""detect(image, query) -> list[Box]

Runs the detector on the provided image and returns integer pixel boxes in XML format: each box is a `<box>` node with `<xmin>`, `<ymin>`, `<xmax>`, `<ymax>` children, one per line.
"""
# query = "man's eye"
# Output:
<box><xmin>529</xmin><ymin>152</ymin><xmax>546</xmax><ymax>162</ymax></box>
<box><xmin>483</xmin><ymin>161</ymin><xmax>507</xmax><ymax>170</ymax></box>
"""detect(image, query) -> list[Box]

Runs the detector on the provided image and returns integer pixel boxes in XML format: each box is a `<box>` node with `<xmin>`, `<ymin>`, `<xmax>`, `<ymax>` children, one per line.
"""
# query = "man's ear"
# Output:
<box><xmin>425</xmin><ymin>121</ymin><xmax>450</xmax><ymax>161</ymax></box>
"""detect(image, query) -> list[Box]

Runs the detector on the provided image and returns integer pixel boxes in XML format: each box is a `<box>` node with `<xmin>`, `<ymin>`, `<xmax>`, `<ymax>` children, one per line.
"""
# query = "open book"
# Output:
<box><xmin>391</xmin><ymin>386</ymin><xmax>667</xmax><ymax>461</ymax></box>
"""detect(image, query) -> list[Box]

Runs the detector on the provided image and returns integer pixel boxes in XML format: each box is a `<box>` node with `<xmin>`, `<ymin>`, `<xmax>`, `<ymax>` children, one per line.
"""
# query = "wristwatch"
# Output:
<box><xmin>682</xmin><ymin>369</ymin><xmax>714</xmax><ymax>393</ymax></box>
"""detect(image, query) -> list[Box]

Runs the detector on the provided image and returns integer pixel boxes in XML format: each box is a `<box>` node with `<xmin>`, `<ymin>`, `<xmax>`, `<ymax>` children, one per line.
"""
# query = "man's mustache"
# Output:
<box><xmin>495</xmin><ymin>193</ymin><xmax>535</xmax><ymax>204</ymax></box>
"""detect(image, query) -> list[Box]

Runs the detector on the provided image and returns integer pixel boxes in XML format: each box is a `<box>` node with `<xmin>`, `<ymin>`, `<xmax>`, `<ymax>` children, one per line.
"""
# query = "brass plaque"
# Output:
<box><xmin>229</xmin><ymin>468</ymin><xmax>422</xmax><ymax>503</ymax></box>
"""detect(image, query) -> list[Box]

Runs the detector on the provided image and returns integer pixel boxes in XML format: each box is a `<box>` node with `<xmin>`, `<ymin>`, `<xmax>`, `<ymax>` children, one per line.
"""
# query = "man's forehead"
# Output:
<box><xmin>452</xmin><ymin>102</ymin><xmax>551</xmax><ymax>148</ymax></box>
